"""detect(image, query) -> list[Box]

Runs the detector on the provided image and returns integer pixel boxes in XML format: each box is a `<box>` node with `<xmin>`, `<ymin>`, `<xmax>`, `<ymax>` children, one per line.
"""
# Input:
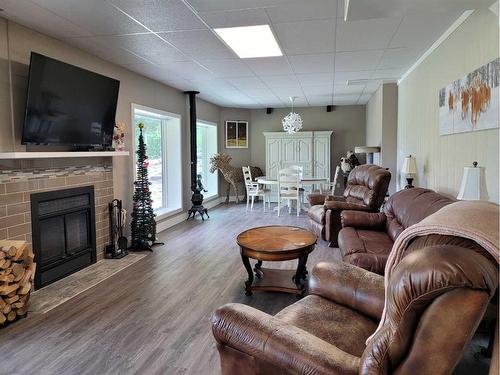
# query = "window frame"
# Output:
<box><xmin>196</xmin><ymin>119</ymin><xmax>219</xmax><ymax>200</ymax></box>
<box><xmin>131</xmin><ymin>103</ymin><xmax>183</xmax><ymax>220</ymax></box>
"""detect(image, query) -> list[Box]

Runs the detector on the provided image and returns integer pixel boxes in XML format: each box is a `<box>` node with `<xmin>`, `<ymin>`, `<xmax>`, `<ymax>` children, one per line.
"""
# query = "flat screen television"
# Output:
<box><xmin>22</xmin><ymin>52</ymin><xmax>120</xmax><ymax>148</ymax></box>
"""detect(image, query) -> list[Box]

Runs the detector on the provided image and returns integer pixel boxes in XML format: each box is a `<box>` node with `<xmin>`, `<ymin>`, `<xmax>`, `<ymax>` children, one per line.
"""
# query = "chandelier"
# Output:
<box><xmin>282</xmin><ymin>96</ymin><xmax>303</xmax><ymax>134</ymax></box>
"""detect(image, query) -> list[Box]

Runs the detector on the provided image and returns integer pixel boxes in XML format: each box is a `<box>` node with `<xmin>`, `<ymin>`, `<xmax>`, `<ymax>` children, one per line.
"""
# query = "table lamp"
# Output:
<box><xmin>402</xmin><ymin>155</ymin><xmax>417</xmax><ymax>188</ymax></box>
<box><xmin>354</xmin><ymin>146</ymin><xmax>381</xmax><ymax>164</ymax></box>
<box><xmin>457</xmin><ymin>162</ymin><xmax>481</xmax><ymax>200</ymax></box>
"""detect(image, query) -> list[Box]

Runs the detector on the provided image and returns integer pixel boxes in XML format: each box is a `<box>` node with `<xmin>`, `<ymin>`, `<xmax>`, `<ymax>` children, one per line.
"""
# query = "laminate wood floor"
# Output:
<box><xmin>0</xmin><ymin>203</ymin><xmax>489</xmax><ymax>374</ymax></box>
<box><xmin>0</xmin><ymin>204</ymin><xmax>338</xmax><ymax>374</ymax></box>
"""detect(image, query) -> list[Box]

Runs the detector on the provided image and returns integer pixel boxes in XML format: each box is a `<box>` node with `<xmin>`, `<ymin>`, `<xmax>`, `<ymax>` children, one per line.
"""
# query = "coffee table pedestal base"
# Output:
<box><xmin>246</xmin><ymin>268</ymin><xmax>306</xmax><ymax>296</ymax></box>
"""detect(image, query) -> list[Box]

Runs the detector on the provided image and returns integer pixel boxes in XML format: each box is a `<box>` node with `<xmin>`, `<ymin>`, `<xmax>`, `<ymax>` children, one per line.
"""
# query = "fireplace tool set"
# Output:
<box><xmin>105</xmin><ymin>199</ymin><xmax>128</xmax><ymax>259</ymax></box>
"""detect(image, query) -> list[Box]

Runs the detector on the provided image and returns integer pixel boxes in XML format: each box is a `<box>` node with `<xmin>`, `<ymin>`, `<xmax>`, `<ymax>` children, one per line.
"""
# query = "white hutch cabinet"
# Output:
<box><xmin>263</xmin><ymin>131</ymin><xmax>333</xmax><ymax>180</ymax></box>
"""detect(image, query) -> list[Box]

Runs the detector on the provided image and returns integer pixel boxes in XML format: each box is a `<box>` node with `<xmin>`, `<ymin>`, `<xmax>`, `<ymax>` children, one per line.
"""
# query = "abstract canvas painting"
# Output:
<box><xmin>439</xmin><ymin>57</ymin><xmax>499</xmax><ymax>135</ymax></box>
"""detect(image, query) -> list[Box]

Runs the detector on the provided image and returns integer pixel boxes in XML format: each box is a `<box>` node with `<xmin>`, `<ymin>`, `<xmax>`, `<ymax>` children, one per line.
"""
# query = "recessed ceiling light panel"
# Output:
<box><xmin>214</xmin><ymin>25</ymin><xmax>283</xmax><ymax>59</ymax></box>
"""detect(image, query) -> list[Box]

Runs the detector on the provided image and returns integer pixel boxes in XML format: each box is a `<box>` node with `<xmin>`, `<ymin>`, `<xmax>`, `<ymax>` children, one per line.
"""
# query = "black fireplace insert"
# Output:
<box><xmin>31</xmin><ymin>186</ymin><xmax>97</xmax><ymax>289</ymax></box>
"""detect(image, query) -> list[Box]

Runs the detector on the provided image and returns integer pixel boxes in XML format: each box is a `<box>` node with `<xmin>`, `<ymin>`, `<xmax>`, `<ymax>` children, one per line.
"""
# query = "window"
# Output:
<box><xmin>133</xmin><ymin>104</ymin><xmax>182</xmax><ymax>216</ymax></box>
<box><xmin>197</xmin><ymin>121</ymin><xmax>218</xmax><ymax>199</ymax></box>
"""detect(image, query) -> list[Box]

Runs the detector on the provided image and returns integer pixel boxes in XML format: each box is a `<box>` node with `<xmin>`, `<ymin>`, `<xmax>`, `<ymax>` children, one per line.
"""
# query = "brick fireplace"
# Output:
<box><xmin>0</xmin><ymin>158</ymin><xmax>114</xmax><ymax>268</ymax></box>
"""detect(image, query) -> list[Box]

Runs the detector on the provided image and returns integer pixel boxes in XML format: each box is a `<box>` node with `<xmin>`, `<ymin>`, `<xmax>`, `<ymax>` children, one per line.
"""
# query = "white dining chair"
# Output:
<box><xmin>320</xmin><ymin>165</ymin><xmax>341</xmax><ymax>196</ymax></box>
<box><xmin>277</xmin><ymin>168</ymin><xmax>303</xmax><ymax>216</ymax></box>
<box><xmin>242</xmin><ymin>166</ymin><xmax>270</xmax><ymax>211</ymax></box>
<box><xmin>285</xmin><ymin>165</ymin><xmax>306</xmax><ymax>205</ymax></box>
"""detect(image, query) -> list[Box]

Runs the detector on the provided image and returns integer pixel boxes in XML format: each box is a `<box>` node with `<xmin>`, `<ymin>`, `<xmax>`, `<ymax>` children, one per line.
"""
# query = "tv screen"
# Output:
<box><xmin>22</xmin><ymin>52</ymin><xmax>120</xmax><ymax>147</ymax></box>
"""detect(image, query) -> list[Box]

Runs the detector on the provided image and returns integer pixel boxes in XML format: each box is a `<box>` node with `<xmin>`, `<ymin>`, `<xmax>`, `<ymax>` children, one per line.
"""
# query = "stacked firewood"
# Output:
<box><xmin>0</xmin><ymin>241</ymin><xmax>35</xmax><ymax>325</ymax></box>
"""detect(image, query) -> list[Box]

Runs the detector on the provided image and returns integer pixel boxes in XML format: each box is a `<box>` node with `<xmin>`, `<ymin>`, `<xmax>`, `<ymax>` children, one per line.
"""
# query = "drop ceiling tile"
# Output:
<box><xmin>158</xmin><ymin>61</ymin><xmax>217</xmax><ymax>81</ymax></box>
<box><xmin>389</xmin><ymin>11</ymin><xmax>463</xmax><ymax>49</ymax></box>
<box><xmin>358</xmin><ymin>93</ymin><xmax>373</xmax><ymax>104</ymax></box>
<box><xmin>288</xmin><ymin>53</ymin><xmax>334</xmax><ymax>74</ymax></box>
<box><xmin>1</xmin><ymin>0</ymin><xmax>92</xmax><ymax>38</ymax></box>
<box><xmin>271</xmin><ymin>86</ymin><xmax>304</xmax><ymax>97</ymax></box>
<box><xmin>31</xmin><ymin>0</ymin><xmax>147</xmax><ymax>36</ymax></box>
<box><xmin>363</xmin><ymin>80</ymin><xmax>383</xmax><ymax>93</ymax></box>
<box><xmin>185</xmin><ymin>0</ymin><xmax>288</xmax><ymax>12</ymax></box>
<box><xmin>306</xmin><ymin>95</ymin><xmax>333</xmax><ymax>106</ymax></box>
<box><xmin>296</xmin><ymin>73</ymin><xmax>334</xmax><ymax>86</ymax></box>
<box><xmin>198</xmin><ymin>8</ymin><xmax>269</xmax><ymax>28</ymax></box>
<box><xmin>335</xmin><ymin>17</ymin><xmax>401</xmax><ymax>51</ymax></box>
<box><xmin>279</xmin><ymin>96</ymin><xmax>308</xmax><ymax>106</ymax></box>
<box><xmin>301</xmin><ymin>85</ymin><xmax>333</xmax><ymax>96</ymax></box>
<box><xmin>335</xmin><ymin>50</ymin><xmax>384</xmax><ymax>71</ymax></box>
<box><xmin>191</xmin><ymin>79</ymin><xmax>237</xmax><ymax>93</ymax></box>
<box><xmin>245</xmin><ymin>57</ymin><xmax>293</xmax><ymax>76</ymax></box>
<box><xmin>273</xmin><ymin>19</ymin><xmax>335</xmax><ymax>55</ymax></box>
<box><xmin>333</xmin><ymin>94</ymin><xmax>361</xmax><ymax>104</ymax></box>
<box><xmin>266</xmin><ymin>0</ymin><xmax>337</xmax><ymax>23</ymax></box>
<box><xmin>65</xmin><ymin>37</ymin><xmax>152</xmax><ymax>65</ymax></box>
<box><xmin>378</xmin><ymin>47</ymin><xmax>421</xmax><ymax>69</ymax></box>
<box><xmin>92</xmin><ymin>33</ymin><xmax>188</xmax><ymax>64</ymax></box>
<box><xmin>225</xmin><ymin>76</ymin><xmax>267</xmax><ymax>89</ymax></box>
<box><xmin>160</xmin><ymin>30</ymin><xmax>235</xmax><ymax>59</ymax></box>
<box><xmin>370</xmin><ymin>68</ymin><xmax>404</xmax><ymax>80</ymax></box>
<box><xmin>110</xmin><ymin>0</ymin><xmax>206</xmax><ymax>32</ymax></box>
<box><xmin>334</xmin><ymin>84</ymin><xmax>365</xmax><ymax>95</ymax></box>
<box><xmin>334</xmin><ymin>70</ymin><xmax>373</xmax><ymax>83</ymax></box>
<box><xmin>199</xmin><ymin>59</ymin><xmax>255</xmax><ymax>78</ymax></box>
<box><xmin>243</xmin><ymin>89</ymin><xmax>281</xmax><ymax>102</ymax></box>
<box><xmin>261</xmin><ymin>75</ymin><xmax>301</xmax><ymax>88</ymax></box>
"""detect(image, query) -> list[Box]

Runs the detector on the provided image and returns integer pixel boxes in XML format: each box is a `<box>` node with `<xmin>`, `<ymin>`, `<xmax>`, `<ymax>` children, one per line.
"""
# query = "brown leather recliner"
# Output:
<box><xmin>212</xmin><ymin>242</ymin><xmax>498</xmax><ymax>375</ymax></box>
<box><xmin>308</xmin><ymin>165</ymin><xmax>391</xmax><ymax>247</ymax></box>
<box><xmin>339</xmin><ymin>187</ymin><xmax>454</xmax><ymax>274</ymax></box>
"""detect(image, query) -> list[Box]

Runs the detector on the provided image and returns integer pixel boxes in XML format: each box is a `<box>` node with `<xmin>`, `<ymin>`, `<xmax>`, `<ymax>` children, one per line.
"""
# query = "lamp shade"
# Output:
<box><xmin>457</xmin><ymin>166</ymin><xmax>481</xmax><ymax>200</ymax></box>
<box><xmin>402</xmin><ymin>155</ymin><xmax>417</xmax><ymax>175</ymax></box>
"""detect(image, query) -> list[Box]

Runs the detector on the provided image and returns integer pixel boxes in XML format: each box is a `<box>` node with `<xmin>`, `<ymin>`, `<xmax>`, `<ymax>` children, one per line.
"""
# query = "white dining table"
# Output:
<box><xmin>256</xmin><ymin>176</ymin><xmax>330</xmax><ymax>194</ymax></box>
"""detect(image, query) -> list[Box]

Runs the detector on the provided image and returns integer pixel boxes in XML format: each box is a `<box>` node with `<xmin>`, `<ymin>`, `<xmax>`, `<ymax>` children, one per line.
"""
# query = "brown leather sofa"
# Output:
<box><xmin>212</xmin><ymin>241</ymin><xmax>498</xmax><ymax>374</ymax></box>
<box><xmin>339</xmin><ymin>187</ymin><xmax>454</xmax><ymax>275</ymax></box>
<box><xmin>308</xmin><ymin>165</ymin><xmax>391</xmax><ymax>247</ymax></box>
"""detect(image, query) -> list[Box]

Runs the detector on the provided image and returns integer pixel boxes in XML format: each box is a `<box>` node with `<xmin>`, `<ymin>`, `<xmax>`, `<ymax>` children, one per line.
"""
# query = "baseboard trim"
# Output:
<box><xmin>156</xmin><ymin>197</ymin><xmax>224</xmax><ymax>233</ymax></box>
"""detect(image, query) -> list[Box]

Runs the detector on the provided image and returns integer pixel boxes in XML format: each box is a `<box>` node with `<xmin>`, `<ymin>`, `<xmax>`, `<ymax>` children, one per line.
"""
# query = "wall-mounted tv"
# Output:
<box><xmin>22</xmin><ymin>52</ymin><xmax>120</xmax><ymax>148</ymax></box>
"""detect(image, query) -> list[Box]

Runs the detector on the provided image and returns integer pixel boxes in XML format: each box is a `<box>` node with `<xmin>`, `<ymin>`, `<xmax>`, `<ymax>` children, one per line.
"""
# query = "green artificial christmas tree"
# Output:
<box><xmin>130</xmin><ymin>123</ymin><xmax>163</xmax><ymax>251</ymax></box>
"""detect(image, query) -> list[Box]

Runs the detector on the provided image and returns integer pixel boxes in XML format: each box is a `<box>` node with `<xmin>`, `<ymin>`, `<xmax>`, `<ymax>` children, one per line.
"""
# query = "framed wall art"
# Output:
<box><xmin>438</xmin><ymin>57</ymin><xmax>499</xmax><ymax>135</ymax></box>
<box><xmin>225</xmin><ymin>120</ymin><xmax>248</xmax><ymax>148</ymax></box>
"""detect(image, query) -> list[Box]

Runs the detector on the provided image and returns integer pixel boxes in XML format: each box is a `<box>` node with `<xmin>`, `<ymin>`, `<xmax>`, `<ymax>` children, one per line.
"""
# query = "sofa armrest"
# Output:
<box><xmin>307</xmin><ymin>193</ymin><xmax>328</xmax><ymax>206</ymax></box>
<box><xmin>308</xmin><ymin>262</ymin><xmax>385</xmax><ymax>321</ymax></box>
<box><xmin>341</xmin><ymin>211</ymin><xmax>386</xmax><ymax>230</ymax></box>
<box><xmin>212</xmin><ymin>303</ymin><xmax>360</xmax><ymax>375</ymax></box>
<box><xmin>324</xmin><ymin>200</ymin><xmax>370</xmax><ymax>211</ymax></box>
<box><xmin>323</xmin><ymin>201</ymin><xmax>372</xmax><ymax>247</ymax></box>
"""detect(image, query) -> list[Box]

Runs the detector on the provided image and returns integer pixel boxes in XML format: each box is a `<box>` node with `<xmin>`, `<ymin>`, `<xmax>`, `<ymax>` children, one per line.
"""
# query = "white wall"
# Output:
<box><xmin>397</xmin><ymin>8</ymin><xmax>499</xmax><ymax>203</ymax></box>
<box><xmin>365</xmin><ymin>83</ymin><xmax>398</xmax><ymax>194</ymax></box>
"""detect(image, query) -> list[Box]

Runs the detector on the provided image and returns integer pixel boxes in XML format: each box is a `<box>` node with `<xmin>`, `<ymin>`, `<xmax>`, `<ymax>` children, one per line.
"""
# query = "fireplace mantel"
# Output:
<box><xmin>0</xmin><ymin>151</ymin><xmax>129</xmax><ymax>159</ymax></box>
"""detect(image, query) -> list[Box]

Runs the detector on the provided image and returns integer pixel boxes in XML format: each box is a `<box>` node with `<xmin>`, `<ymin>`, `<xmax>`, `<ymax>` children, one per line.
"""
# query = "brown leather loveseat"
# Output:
<box><xmin>212</xmin><ymin>242</ymin><xmax>498</xmax><ymax>374</ymax></box>
<box><xmin>308</xmin><ymin>165</ymin><xmax>391</xmax><ymax>247</ymax></box>
<box><xmin>339</xmin><ymin>187</ymin><xmax>454</xmax><ymax>274</ymax></box>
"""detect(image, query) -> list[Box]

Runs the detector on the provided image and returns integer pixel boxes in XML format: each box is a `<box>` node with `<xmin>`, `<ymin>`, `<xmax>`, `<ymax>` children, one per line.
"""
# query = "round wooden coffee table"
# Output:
<box><xmin>236</xmin><ymin>225</ymin><xmax>317</xmax><ymax>296</ymax></box>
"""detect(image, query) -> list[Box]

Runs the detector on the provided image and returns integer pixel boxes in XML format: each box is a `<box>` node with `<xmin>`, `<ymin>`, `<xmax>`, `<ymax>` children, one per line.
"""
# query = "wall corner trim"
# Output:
<box><xmin>398</xmin><ymin>10</ymin><xmax>475</xmax><ymax>85</ymax></box>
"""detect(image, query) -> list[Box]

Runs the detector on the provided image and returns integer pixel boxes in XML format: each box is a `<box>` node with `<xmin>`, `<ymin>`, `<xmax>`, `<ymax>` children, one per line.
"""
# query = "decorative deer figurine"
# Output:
<box><xmin>209</xmin><ymin>153</ymin><xmax>263</xmax><ymax>204</ymax></box>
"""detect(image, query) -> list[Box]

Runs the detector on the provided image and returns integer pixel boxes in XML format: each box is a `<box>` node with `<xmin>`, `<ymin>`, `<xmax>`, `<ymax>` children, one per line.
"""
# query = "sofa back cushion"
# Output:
<box><xmin>343</xmin><ymin>165</ymin><xmax>391</xmax><ymax>208</ymax></box>
<box><xmin>383</xmin><ymin>188</ymin><xmax>455</xmax><ymax>242</ymax></box>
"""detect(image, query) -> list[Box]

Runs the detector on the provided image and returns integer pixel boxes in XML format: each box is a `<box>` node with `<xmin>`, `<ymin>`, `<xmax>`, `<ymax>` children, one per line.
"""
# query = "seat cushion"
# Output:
<box><xmin>275</xmin><ymin>295</ymin><xmax>377</xmax><ymax>357</ymax></box>
<box><xmin>338</xmin><ymin>227</ymin><xmax>394</xmax><ymax>274</ymax></box>
<box><xmin>308</xmin><ymin>204</ymin><xmax>325</xmax><ymax>224</ymax></box>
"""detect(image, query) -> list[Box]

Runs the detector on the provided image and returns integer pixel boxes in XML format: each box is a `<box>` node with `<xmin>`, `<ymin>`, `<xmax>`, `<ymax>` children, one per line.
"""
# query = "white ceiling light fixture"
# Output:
<box><xmin>214</xmin><ymin>24</ymin><xmax>283</xmax><ymax>59</ymax></box>
<box><xmin>282</xmin><ymin>97</ymin><xmax>303</xmax><ymax>134</ymax></box>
